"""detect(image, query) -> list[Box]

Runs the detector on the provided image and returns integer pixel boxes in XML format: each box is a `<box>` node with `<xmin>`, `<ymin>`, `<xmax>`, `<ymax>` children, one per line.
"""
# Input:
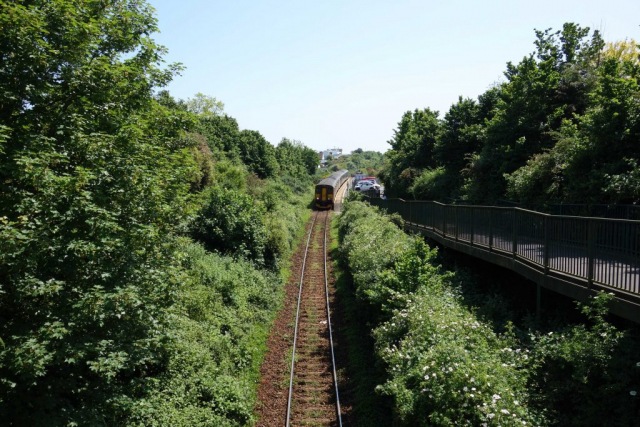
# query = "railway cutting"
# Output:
<box><xmin>255</xmin><ymin>210</ymin><xmax>343</xmax><ymax>426</ymax></box>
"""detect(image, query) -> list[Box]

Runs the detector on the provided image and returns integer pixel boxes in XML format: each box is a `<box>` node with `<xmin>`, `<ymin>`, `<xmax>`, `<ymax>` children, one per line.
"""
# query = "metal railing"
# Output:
<box><xmin>440</xmin><ymin>199</ymin><xmax>640</xmax><ymax>220</ymax></box>
<box><xmin>368</xmin><ymin>198</ymin><xmax>640</xmax><ymax>297</ymax></box>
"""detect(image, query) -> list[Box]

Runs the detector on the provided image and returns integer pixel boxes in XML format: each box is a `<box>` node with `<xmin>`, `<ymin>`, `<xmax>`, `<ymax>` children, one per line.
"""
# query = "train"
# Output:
<box><xmin>315</xmin><ymin>169</ymin><xmax>349</xmax><ymax>210</ymax></box>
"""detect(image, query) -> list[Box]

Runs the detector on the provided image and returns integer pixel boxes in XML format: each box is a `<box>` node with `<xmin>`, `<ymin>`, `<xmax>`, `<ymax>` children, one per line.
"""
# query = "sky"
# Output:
<box><xmin>149</xmin><ymin>0</ymin><xmax>639</xmax><ymax>154</ymax></box>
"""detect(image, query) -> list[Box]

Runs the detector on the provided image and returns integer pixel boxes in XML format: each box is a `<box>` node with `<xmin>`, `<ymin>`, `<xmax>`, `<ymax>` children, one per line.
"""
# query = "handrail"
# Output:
<box><xmin>366</xmin><ymin>197</ymin><xmax>640</xmax><ymax>302</ymax></box>
<box><xmin>392</xmin><ymin>198</ymin><xmax>640</xmax><ymax>223</ymax></box>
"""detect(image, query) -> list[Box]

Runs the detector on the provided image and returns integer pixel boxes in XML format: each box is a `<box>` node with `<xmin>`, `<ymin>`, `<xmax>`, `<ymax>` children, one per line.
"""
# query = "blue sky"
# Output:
<box><xmin>149</xmin><ymin>0</ymin><xmax>639</xmax><ymax>153</ymax></box>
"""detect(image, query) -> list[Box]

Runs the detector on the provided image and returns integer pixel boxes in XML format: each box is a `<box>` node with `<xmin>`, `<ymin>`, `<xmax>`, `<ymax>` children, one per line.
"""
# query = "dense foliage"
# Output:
<box><xmin>337</xmin><ymin>201</ymin><xmax>640</xmax><ymax>426</ymax></box>
<box><xmin>127</xmin><ymin>240</ymin><xmax>281</xmax><ymax>426</ymax></box>
<box><xmin>0</xmin><ymin>1</ymin><xmax>316</xmax><ymax>425</ymax></box>
<box><xmin>324</xmin><ymin>149</ymin><xmax>384</xmax><ymax>175</ymax></box>
<box><xmin>380</xmin><ymin>25</ymin><xmax>640</xmax><ymax>207</ymax></box>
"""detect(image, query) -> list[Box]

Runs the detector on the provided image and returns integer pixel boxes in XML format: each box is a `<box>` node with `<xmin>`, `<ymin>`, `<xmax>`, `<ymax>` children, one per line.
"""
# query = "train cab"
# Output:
<box><xmin>315</xmin><ymin>169</ymin><xmax>349</xmax><ymax>210</ymax></box>
<box><xmin>315</xmin><ymin>184</ymin><xmax>334</xmax><ymax>209</ymax></box>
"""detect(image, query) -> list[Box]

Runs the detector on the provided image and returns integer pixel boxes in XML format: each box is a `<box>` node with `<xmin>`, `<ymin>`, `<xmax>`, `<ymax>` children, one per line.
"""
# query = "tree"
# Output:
<box><xmin>276</xmin><ymin>138</ymin><xmax>318</xmax><ymax>177</ymax></box>
<box><xmin>237</xmin><ymin>129</ymin><xmax>278</xmax><ymax>179</ymax></box>
<box><xmin>195</xmin><ymin>114</ymin><xmax>241</xmax><ymax>155</ymax></box>
<box><xmin>0</xmin><ymin>1</ymin><xmax>194</xmax><ymax>423</ymax></box>
<box><xmin>185</xmin><ymin>92</ymin><xmax>225</xmax><ymax>117</ymax></box>
<box><xmin>380</xmin><ymin>108</ymin><xmax>441</xmax><ymax>197</ymax></box>
<box><xmin>191</xmin><ymin>186</ymin><xmax>268</xmax><ymax>266</ymax></box>
<box><xmin>465</xmin><ymin>23</ymin><xmax>603</xmax><ymax>202</ymax></box>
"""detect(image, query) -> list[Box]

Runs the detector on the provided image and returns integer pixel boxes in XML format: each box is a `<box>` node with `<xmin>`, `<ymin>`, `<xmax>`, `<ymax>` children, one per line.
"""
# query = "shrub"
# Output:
<box><xmin>409</xmin><ymin>167</ymin><xmax>449</xmax><ymax>201</ymax></box>
<box><xmin>338</xmin><ymin>202</ymin><xmax>411</xmax><ymax>314</ymax></box>
<box><xmin>191</xmin><ymin>186</ymin><xmax>268</xmax><ymax>265</ymax></box>
<box><xmin>373</xmin><ymin>242</ymin><xmax>540</xmax><ymax>426</ymax></box>
<box><xmin>128</xmin><ymin>240</ymin><xmax>281</xmax><ymax>426</ymax></box>
<box><xmin>337</xmin><ymin>201</ymin><xmax>543</xmax><ymax>426</ymax></box>
<box><xmin>527</xmin><ymin>293</ymin><xmax>636</xmax><ymax>426</ymax></box>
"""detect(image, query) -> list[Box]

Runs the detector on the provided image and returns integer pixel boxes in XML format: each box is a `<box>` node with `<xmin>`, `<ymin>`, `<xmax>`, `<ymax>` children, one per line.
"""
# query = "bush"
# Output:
<box><xmin>409</xmin><ymin>167</ymin><xmax>450</xmax><ymax>201</ymax></box>
<box><xmin>373</xmin><ymin>242</ymin><xmax>540</xmax><ymax>426</ymax></box>
<box><xmin>211</xmin><ymin>159</ymin><xmax>248</xmax><ymax>192</ymax></box>
<box><xmin>338</xmin><ymin>201</ymin><xmax>411</xmax><ymax>314</ymax></box>
<box><xmin>337</xmin><ymin>201</ymin><xmax>543</xmax><ymax>426</ymax></box>
<box><xmin>128</xmin><ymin>240</ymin><xmax>281</xmax><ymax>426</ymax></box>
<box><xmin>527</xmin><ymin>293</ymin><xmax>637</xmax><ymax>426</ymax></box>
<box><xmin>191</xmin><ymin>186</ymin><xmax>268</xmax><ymax>265</ymax></box>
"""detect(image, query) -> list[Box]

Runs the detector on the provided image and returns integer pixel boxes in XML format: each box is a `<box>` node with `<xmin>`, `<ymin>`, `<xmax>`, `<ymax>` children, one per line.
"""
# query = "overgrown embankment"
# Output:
<box><xmin>337</xmin><ymin>201</ymin><xmax>640</xmax><ymax>427</ymax></box>
<box><xmin>0</xmin><ymin>2</ymin><xmax>318</xmax><ymax>425</ymax></box>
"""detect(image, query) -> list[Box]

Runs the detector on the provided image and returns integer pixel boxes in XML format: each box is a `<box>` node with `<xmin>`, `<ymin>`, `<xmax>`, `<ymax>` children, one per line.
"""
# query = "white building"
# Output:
<box><xmin>319</xmin><ymin>147</ymin><xmax>343</xmax><ymax>165</ymax></box>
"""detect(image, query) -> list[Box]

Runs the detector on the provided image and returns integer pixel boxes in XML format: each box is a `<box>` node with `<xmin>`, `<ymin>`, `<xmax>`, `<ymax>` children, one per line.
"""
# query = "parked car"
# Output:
<box><xmin>355</xmin><ymin>181</ymin><xmax>381</xmax><ymax>192</ymax></box>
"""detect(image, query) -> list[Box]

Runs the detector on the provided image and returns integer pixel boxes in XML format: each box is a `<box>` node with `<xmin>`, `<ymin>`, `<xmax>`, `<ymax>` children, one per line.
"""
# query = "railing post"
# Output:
<box><xmin>512</xmin><ymin>208</ymin><xmax>518</xmax><ymax>259</ymax></box>
<box><xmin>470</xmin><ymin>208</ymin><xmax>475</xmax><ymax>246</ymax></box>
<box><xmin>587</xmin><ymin>218</ymin><xmax>595</xmax><ymax>290</ymax></box>
<box><xmin>489</xmin><ymin>208</ymin><xmax>493</xmax><ymax>252</ymax></box>
<box><xmin>455</xmin><ymin>204</ymin><xmax>459</xmax><ymax>241</ymax></box>
<box><xmin>544</xmin><ymin>215</ymin><xmax>550</xmax><ymax>274</ymax></box>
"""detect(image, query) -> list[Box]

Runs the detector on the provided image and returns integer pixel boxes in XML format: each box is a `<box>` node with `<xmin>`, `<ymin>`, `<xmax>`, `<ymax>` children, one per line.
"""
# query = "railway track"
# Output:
<box><xmin>286</xmin><ymin>210</ymin><xmax>342</xmax><ymax>427</ymax></box>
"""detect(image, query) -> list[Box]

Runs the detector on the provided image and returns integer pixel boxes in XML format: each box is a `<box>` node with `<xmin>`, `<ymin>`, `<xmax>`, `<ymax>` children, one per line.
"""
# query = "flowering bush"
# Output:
<box><xmin>337</xmin><ymin>201</ymin><xmax>544</xmax><ymax>426</ymax></box>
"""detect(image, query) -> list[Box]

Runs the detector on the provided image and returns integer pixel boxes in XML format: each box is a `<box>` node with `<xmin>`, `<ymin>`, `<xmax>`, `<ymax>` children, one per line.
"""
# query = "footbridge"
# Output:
<box><xmin>366</xmin><ymin>198</ymin><xmax>640</xmax><ymax>323</ymax></box>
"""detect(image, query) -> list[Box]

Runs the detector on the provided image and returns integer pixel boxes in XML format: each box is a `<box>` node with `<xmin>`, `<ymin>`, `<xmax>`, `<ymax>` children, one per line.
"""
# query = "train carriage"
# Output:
<box><xmin>315</xmin><ymin>169</ymin><xmax>349</xmax><ymax>209</ymax></box>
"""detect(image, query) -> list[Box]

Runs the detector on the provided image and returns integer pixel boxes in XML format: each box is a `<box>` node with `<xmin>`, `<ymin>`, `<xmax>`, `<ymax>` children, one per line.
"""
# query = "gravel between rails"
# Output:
<box><xmin>255</xmin><ymin>211</ymin><xmax>344</xmax><ymax>426</ymax></box>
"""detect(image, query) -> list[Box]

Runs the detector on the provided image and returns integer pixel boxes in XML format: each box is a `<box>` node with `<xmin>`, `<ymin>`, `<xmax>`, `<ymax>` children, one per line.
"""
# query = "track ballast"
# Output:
<box><xmin>286</xmin><ymin>210</ymin><xmax>343</xmax><ymax>427</ymax></box>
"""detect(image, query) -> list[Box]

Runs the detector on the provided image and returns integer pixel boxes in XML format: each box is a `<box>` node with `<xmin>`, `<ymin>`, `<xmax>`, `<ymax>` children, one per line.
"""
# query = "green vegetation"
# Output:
<box><xmin>0</xmin><ymin>1</ymin><xmax>316</xmax><ymax>425</ymax></box>
<box><xmin>324</xmin><ymin>149</ymin><xmax>384</xmax><ymax>175</ymax></box>
<box><xmin>337</xmin><ymin>201</ymin><xmax>640</xmax><ymax>426</ymax></box>
<box><xmin>330</xmin><ymin>220</ymin><xmax>394</xmax><ymax>426</ymax></box>
<box><xmin>380</xmin><ymin>25</ymin><xmax>640</xmax><ymax>207</ymax></box>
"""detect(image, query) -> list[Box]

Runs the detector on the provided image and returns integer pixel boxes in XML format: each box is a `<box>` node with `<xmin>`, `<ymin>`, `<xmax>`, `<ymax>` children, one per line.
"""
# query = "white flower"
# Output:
<box><xmin>463</xmin><ymin>387</ymin><xmax>468</xmax><ymax>392</ymax></box>
<box><xmin>424</xmin><ymin>374</ymin><xmax>430</xmax><ymax>380</ymax></box>
<box><xmin>492</xmin><ymin>394</ymin><xmax>501</xmax><ymax>400</ymax></box>
<box><xmin>487</xmin><ymin>413</ymin><xmax>495</xmax><ymax>419</ymax></box>
<box><xmin>631</xmin><ymin>391</ymin><xmax>638</xmax><ymax>396</ymax></box>
<box><xmin>501</xmin><ymin>409</ymin><xmax>510</xmax><ymax>414</ymax></box>
<box><xmin>514</xmin><ymin>400</ymin><xmax>519</xmax><ymax>405</ymax></box>
<box><xmin>470</xmin><ymin>393</ymin><xmax>475</xmax><ymax>398</ymax></box>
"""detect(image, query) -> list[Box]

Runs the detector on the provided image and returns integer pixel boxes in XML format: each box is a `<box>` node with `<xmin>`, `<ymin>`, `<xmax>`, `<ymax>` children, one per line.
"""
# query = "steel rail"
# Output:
<box><xmin>322</xmin><ymin>210</ymin><xmax>343</xmax><ymax>427</ymax></box>
<box><xmin>286</xmin><ymin>210</ymin><xmax>318</xmax><ymax>427</ymax></box>
<box><xmin>285</xmin><ymin>210</ymin><xmax>343</xmax><ymax>426</ymax></box>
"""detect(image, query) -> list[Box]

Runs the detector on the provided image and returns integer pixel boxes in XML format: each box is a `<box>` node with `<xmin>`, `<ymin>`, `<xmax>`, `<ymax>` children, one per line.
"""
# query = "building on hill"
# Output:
<box><xmin>319</xmin><ymin>147</ymin><xmax>343</xmax><ymax>165</ymax></box>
